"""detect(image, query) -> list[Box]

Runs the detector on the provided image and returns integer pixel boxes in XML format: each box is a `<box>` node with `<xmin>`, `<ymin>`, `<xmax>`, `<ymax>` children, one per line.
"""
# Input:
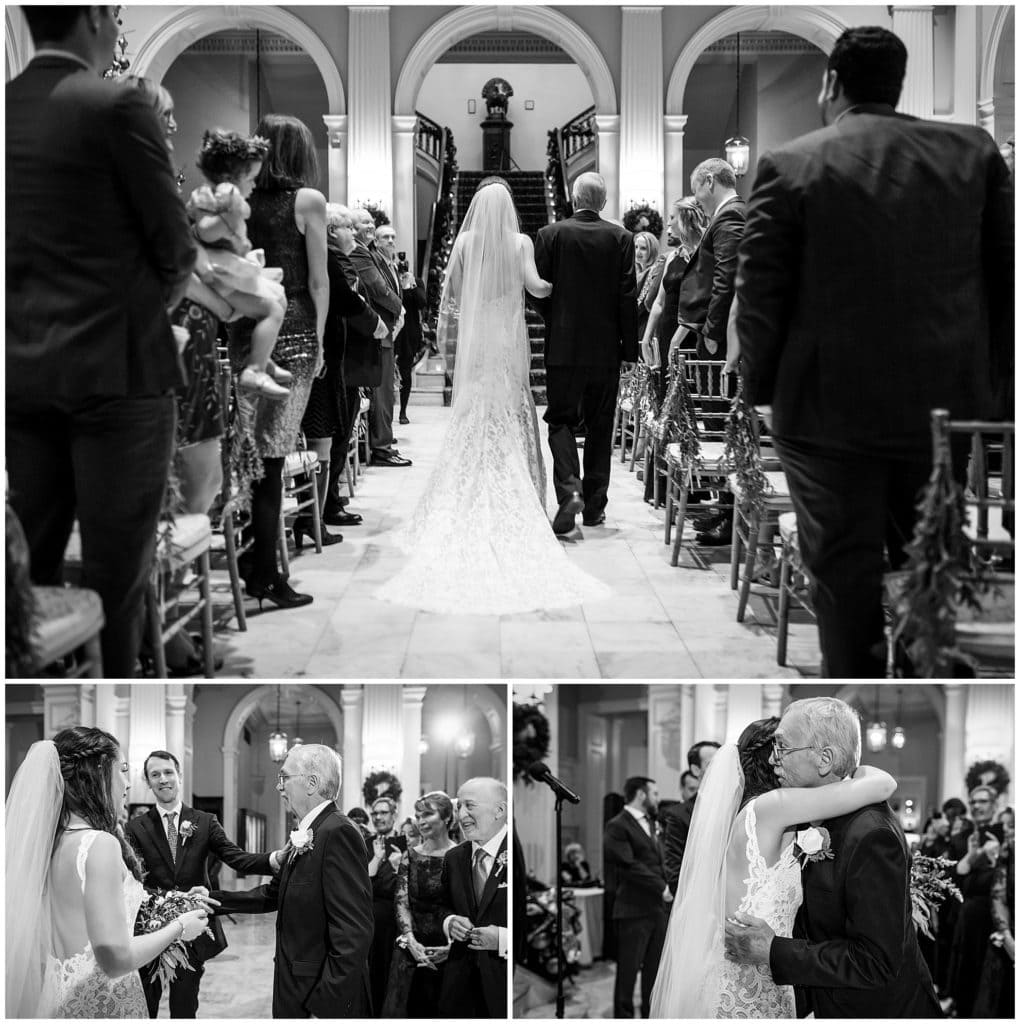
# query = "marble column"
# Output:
<box><xmin>678</xmin><ymin>684</ymin><xmax>695</xmax><ymax>761</ymax></box>
<box><xmin>692</xmin><ymin>683</ymin><xmax>718</xmax><ymax>746</ymax></box>
<box><xmin>978</xmin><ymin>97</ymin><xmax>995</xmax><ymax>138</ymax></box>
<box><xmin>128</xmin><ymin>686</ymin><xmax>166</xmax><ymax>799</ymax></box>
<box><xmin>762</xmin><ymin>683</ymin><xmax>785</xmax><ymax>720</ymax></box>
<box><xmin>347</xmin><ymin>7</ymin><xmax>393</xmax><ymax>214</ymax></box>
<box><xmin>165</xmin><ymin>686</ymin><xmax>189</xmax><ymax>803</ymax></box>
<box><xmin>391</xmin><ymin>115</ymin><xmax>418</xmax><ymax>257</ymax></box>
<box><xmin>340</xmin><ymin>685</ymin><xmax>365</xmax><ymax>813</ymax></box>
<box><xmin>892</xmin><ymin>6</ymin><xmax>935</xmax><ymax>118</ymax></box>
<box><xmin>725</xmin><ymin>685</ymin><xmax>763</xmax><ymax>743</ymax></box>
<box><xmin>964</xmin><ymin>684</ymin><xmax>1014</xmax><ymax>787</ymax></box>
<box><xmin>401</xmin><ymin>685</ymin><xmax>427</xmax><ymax>817</ymax></box>
<box><xmin>114</xmin><ymin>696</ymin><xmax>131</xmax><ymax>757</ymax></box>
<box><xmin>322</xmin><ymin>114</ymin><xmax>348</xmax><ymax>203</ymax></box>
<box><xmin>221</xmin><ymin>743</ymin><xmax>239</xmax><ymax>886</ymax></box>
<box><xmin>663</xmin><ymin>114</ymin><xmax>689</xmax><ymax>233</ymax></box>
<box><xmin>43</xmin><ymin>684</ymin><xmax>93</xmax><ymax>737</ymax></box>
<box><xmin>94</xmin><ymin>683</ymin><xmax>118</xmax><ymax>737</ymax></box>
<box><xmin>941</xmin><ymin>683</ymin><xmax>967</xmax><ymax>802</ymax></box>
<box><xmin>620</xmin><ymin>7</ymin><xmax>664</xmax><ymax>214</ymax></box>
<box><xmin>647</xmin><ymin>685</ymin><xmax>685</xmax><ymax>797</ymax></box>
<box><xmin>594</xmin><ymin>114</ymin><xmax>621</xmax><ymax>222</ymax></box>
<box><xmin>953</xmin><ymin>5</ymin><xmax>978</xmax><ymax>125</ymax></box>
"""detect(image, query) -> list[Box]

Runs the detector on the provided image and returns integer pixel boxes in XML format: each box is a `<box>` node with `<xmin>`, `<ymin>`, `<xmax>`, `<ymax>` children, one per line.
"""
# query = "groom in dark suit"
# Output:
<box><xmin>736</xmin><ymin>25</ymin><xmax>1014</xmax><ymax>676</ymax></box>
<box><xmin>6</xmin><ymin>6</ymin><xmax>195</xmax><ymax>677</ymax></box>
<box><xmin>603</xmin><ymin>776</ymin><xmax>671</xmax><ymax>1018</ymax></box>
<box><xmin>125</xmin><ymin>750</ymin><xmax>284</xmax><ymax>1018</ymax></box>
<box><xmin>535</xmin><ymin>171</ymin><xmax>639</xmax><ymax>534</ymax></box>
<box><xmin>725</xmin><ymin>697</ymin><xmax>940</xmax><ymax>1018</ymax></box>
<box><xmin>439</xmin><ymin>777</ymin><xmax>509</xmax><ymax>1018</ymax></box>
<box><xmin>213</xmin><ymin>745</ymin><xmax>374</xmax><ymax>1018</ymax></box>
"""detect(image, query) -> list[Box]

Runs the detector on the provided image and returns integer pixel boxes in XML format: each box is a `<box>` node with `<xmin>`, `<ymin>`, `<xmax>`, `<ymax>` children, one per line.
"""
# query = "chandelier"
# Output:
<box><xmin>268</xmin><ymin>685</ymin><xmax>288</xmax><ymax>763</ymax></box>
<box><xmin>724</xmin><ymin>33</ymin><xmax>751</xmax><ymax>177</ymax></box>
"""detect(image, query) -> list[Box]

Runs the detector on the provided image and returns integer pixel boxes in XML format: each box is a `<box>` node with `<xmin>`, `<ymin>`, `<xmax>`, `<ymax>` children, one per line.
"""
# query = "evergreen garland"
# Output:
<box><xmin>623</xmin><ymin>203</ymin><xmax>664</xmax><ymax>239</ymax></box>
<box><xmin>426</xmin><ymin>134</ymin><xmax>459</xmax><ymax>329</ymax></box>
<box><xmin>512</xmin><ymin>703</ymin><xmax>551</xmax><ymax>783</ymax></box>
<box><xmin>890</xmin><ymin>434</ymin><xmax>992</xmax><ymax>677</ymax></box>
<box><xmin>910</xmin><ymin>853</ymin><xmax>963</xmax><ymax>940</ymax></box>
<box><xmin>724</xmin><ymin>377</ymin><xmax>770</xmax><ymax>519</ymax></box>
<box><xmin>965</xmin><ymin>759</ymin><xmax>1011</xmax><ymax>795</ymax></box>
<box><xmin>363</xmin><ymin>770</ymin><xmax>403</xmax><ymax>807</ymax></box>
<box><xmin>652</xmin><ymin>360</ymin><xmax>700</xmax><ymax>466</ymax></box>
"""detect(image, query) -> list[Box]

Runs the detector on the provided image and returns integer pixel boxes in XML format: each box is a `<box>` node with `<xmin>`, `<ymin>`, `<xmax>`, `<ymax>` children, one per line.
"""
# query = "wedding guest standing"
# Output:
<box><xmin>603</xmin><ymin>776</ymin><xmax>671</xmax><ymax>1018</ymax></box>
<box><xmin>381</xmin><ymin>792</ymin><xmax>458</xmax><ymax>1018</ymax></box>
<box><xmin>367</xmin><ymin>796</ymin><xmax>408</xmax><ymax>1015</ymax></box>
<box><xmin>439</xmin><ymin>778</ymin><xmax>509</xmax><ymax>1018</ymax></box>
<box><xmin>125</xmin><ymin>750</ymin><xmax>284</xmax><ymax>1018</ymax></box>
<box><xmin>736</xmin><ymin>25</ymin><xmax>1014</xmax><ymax>677</ymax></box>
<box><xmin>633</xmin><ymin>231</ymin><xmax>661</xmax><ymax>341</ymax></box>
<box><xmin>230</xmin><ymin>114</ymin><xmax>328</xmax><ymax>611</ymax></box>
<box><xmin>6</xmin><ymin>6</ymin><xmax>195</xmax><ymax>677</ymax></box>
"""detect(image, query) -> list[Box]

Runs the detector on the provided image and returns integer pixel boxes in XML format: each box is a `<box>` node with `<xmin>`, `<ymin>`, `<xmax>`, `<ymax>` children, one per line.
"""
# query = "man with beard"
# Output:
<box><xmin>603</xmin><ymin>776</ymin><xmax>671</xmax><ymax>1018</ymax></box>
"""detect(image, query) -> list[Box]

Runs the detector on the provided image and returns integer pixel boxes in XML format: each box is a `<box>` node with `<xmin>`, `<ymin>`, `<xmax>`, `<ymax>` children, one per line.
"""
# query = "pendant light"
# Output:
<box><xmin>269</xmin><ymin>685</ymin><xmax>288</xmax><ymax>763</ymax></box>
<box><xmin>865</xmin><ymin>685</ymin><xmax>887</xmax><ymax>753</ymax></box>
<box><xmin>724</xmin><ymin>33</ymin><xmax>751</xmax><ymax>177</ymax></box>
<box><xmin>291</xmin><ymin>697</ymin><xmax>303</xmax><ymax>749</ymax></box>
<box><xmin>891</xmin><ymin>688</ymin><xmax>906</xmax><ymax>749</ymax></box>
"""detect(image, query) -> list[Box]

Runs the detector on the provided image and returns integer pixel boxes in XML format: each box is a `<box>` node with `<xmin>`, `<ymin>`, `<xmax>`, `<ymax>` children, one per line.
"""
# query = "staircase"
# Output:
<box><xmin>451</xmin><ymin>170</ymin><xmax>552</xmax><ymax>405</ymax></box>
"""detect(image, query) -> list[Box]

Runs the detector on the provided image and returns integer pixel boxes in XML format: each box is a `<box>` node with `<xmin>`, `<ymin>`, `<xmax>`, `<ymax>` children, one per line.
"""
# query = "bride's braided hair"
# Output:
<box><xmin>737</xmin><ymin>717</ymin><xmax>781</xmax><ymax>809</ymax></box>
<box><xmin>53</xmin><ymin>727</ymin><xmax>144</xmax><ymax>881</ymax></box>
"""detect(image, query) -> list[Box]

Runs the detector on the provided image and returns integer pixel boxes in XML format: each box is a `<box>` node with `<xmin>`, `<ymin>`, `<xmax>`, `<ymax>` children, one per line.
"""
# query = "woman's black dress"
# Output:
<box><xmin>172</xmin><ymin>300</ymin><xmax>224</xmax><ymax>445</ymax></box>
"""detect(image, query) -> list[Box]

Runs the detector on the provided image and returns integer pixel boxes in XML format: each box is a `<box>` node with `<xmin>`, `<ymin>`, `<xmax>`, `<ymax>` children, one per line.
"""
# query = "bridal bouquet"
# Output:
<box><xmin>910</xmin><ymin>854</ymin><xmax>962</xmax><ymax>940</ymax></box>
<box><xmin>134</xmin><ymin>890</ymin><xmax>208</xmax><ymax>987</ymax></box>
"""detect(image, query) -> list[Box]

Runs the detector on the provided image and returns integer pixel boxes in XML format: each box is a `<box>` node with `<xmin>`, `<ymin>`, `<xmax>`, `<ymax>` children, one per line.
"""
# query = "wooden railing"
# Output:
<box><xmin>415</xmin><ymin>110</ymin><xmax>445</xmax><ymax>162</ymax></box>
<box><xmin>421</xmin><ymin>125</ymin><xmax>458</xmax><ymax>328</ymax></box>
<box><xmin>546</xmin><ymin>106</ymin><xmax>598</xmax><ymax>222</ymax></box>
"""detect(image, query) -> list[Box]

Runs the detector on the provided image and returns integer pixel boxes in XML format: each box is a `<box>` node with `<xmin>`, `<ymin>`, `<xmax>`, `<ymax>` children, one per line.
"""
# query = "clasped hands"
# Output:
<box><xmin>404</xmin><ymin>934</ymin><xmax>449</xmax><ymax>971</ymax></box>
<box><xmin>448</xmin><ymin>915</ymin><xmax>499</xmax><ymax>951</ymax></box>
<box><xmin>723</xmin><ymin>912</ymin><xmax>775</xmax><ymax>967</ymax></box>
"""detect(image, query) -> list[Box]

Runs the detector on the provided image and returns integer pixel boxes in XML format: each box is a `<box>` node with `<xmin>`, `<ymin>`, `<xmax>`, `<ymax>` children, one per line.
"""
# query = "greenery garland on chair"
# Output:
<box><xmin>724</xmin><ymin>376</ymin><xmax>770</xmax><ymax>519</ymax></box>
<box><xmin>652</xmin><ymin>357</ymin><xmax>700</xmax><ymax>465</ymax></box>
<box><xmin>965</xmin><ymin>759</ymin><xmax>1011</xmax><ymax>795</ymax></box>
<box><xmin>363</xmin><ymin>770</ymin><xmax>403</xmax><ymax>807</ymax></box>
<box><xmin>889</xmin><ymin>433</ymin><xmax>992</xmax><ymax>677</ymax></box>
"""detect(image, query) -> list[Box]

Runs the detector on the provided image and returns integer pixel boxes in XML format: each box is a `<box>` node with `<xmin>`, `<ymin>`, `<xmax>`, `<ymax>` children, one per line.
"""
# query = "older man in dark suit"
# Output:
<box><xmin>736</xmin><ymin>25</ymin><xmax>1014</xmax><ymax>677</ymax></box>
<box><xmin>536</xmin><ymin>171</ymin><xmax>639</xmax><ymax>534</ymax></box>
<box><xmin>6</xmin><ymin>6</ymin><xmax>195</xmax><ymax>677</ymax></box>
<box><xmin>603</xmin><ymin>776</ymin><xmax>671</xmax><ymax>1019</ymax></box>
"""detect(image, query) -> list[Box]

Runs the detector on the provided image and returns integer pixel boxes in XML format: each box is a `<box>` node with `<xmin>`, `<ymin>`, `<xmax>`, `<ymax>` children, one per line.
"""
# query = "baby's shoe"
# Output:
<box><xmin>266</xmin><ymin>359</ymin><xmax>293</xmax><ymax>385</ymax></box>
<box><xmin>239</xmin><ymin>366</ymin><xmax>289</xmax><ymax>400</ymax></box>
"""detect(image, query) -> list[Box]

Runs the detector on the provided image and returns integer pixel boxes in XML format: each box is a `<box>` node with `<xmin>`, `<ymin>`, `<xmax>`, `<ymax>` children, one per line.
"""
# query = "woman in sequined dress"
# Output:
<box><xmin>381</xmin><ymin>792</ymin><xmax>459</xmax><ymax>1018</ymax></box>
<box><xmin>229</xmin><ymin>115</ymin><xmax>328</xmax><ymax>610</ymax></box>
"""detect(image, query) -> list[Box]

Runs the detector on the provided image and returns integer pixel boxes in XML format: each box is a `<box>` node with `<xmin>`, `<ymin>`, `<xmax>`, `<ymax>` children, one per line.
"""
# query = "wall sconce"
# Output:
<box><xmin>524</xmin><ymin>100</ymin><xmax>535</xmax><ymax>111</ymax></box>
<box><xmin>328</xmin><ymin>130</ymin><xmax>344</xmax><ymax>149</ymax></box>
<box><xmin>467</xmin><ymin>99</ymin><xmax>476</xmax><ymax>114</ymax></box>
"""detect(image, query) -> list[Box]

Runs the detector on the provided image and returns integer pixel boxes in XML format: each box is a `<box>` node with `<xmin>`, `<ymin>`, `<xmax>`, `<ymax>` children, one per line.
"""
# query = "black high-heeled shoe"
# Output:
<box><xmin>246</xmin><ymin>577</ymin><xmax>314</xmax><ymax>611</ymax></box>
<box><xmin>292</xmin><ymin>517</ymin><xmax>342</xmax><ymax>549</ymax></box>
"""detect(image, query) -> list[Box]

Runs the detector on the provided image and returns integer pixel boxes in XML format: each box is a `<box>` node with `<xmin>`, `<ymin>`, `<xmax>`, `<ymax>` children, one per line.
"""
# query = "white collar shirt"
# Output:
<box><xmin>299</xmin><ymin>800</ymin><xmax>334</xmax><ymax>833</ymax></box>
<box><xmin>624</xmin><ymin>804</ymin><xmax>652</xmax><ymax>837</ymax></box>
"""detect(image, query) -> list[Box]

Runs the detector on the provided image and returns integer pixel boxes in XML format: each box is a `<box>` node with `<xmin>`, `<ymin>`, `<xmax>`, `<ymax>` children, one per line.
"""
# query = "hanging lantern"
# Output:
<box><xmin>268</xmin><ymin>685</ymin><xmax>288</xmax><ymax>763</ymax></box>
<box><xmin>724</xmin><ymin>33</ymin><xmax>751</xmax><ymax>177</ymax></box>
<box><xmin>453</xmin><ymin>732</ymin><xmax>475</xmax><ymax>759</ymax></box>
<box><xmin>865</xmin><ymin>685</ymin><xmax>886</xmax><ymax>753</ymax></box>
<box><xmin>891</xmin><ymin>688</ymin><xmax>906</xmax><ymax>749</ymax></box>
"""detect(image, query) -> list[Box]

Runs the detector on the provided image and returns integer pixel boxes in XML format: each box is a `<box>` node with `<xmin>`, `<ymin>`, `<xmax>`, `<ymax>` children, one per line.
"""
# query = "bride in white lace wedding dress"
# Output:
<box><xmin>377</xmin><ymin>177</ymin><xmax>609</xmax><ymax>614</ymax></box>
<box><xmin>650</xmin><ymin>721</ymin><xmax>896</xmax><ymax>1019</ymax></box>
<box><xmin>6</xmin><ymin>729</ymin><xmax>210</xmax><ymax>1019</ymax></box>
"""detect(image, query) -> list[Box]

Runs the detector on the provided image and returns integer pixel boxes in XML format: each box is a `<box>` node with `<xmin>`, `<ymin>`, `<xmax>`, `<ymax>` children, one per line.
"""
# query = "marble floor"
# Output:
<box><xmin>516</xmin><ymin>960</ymin><xmax>623</xmax><ymax>1019</ymax></box>
<box><xmin>211</xmin><ymin>405</ymin><xmax>820</xmax><ymax>678</ymax></box>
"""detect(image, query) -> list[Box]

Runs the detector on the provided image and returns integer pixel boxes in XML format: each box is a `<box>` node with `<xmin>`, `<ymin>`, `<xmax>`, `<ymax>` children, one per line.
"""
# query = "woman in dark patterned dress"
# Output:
<box><xmin>381</xmin><ymin>792</ymin><xmax>459</xmax><ymax>1018</ymax></box>
<box><xmin>230</xmin><ymin>115</ymin><xmax>328</xmax><ymax>610</ymax></box>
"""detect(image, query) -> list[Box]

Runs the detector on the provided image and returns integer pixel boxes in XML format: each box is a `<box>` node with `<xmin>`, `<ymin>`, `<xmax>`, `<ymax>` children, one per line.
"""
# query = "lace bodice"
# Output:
<box><xmin>715</xmin><ymin>801</ymin><xmax>800</xmax><ymax>1019</ymax></box>
<box><xmin>394</xmin><ymin>847</ymin><xmax>450</xmax><ymax>946</ymax></box>
<box><xmin>38</xmin><ymin>831</ymin><xmax>148</xmax><ymax>1019</ymax></box>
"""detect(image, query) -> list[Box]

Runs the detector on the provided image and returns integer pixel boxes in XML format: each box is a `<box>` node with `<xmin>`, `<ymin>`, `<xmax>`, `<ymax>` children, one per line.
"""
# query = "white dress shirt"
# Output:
<box><xmin>443</xmin><ymin>823</ymin><xmax>509</xmax><ymax>959</ymax></box>
<box><xmin>625</xmin><ymin>803</ymin><xmax>652</xmax><ymax>837</ymax></box>
<box><xmin>158</xmin><ymin>802</ymin><xmax>184</xmax><ymax>843</ymax></box>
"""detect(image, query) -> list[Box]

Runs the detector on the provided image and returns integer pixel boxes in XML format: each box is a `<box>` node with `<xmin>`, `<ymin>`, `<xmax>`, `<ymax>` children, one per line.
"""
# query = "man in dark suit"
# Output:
<box><xmin>366</xmin><ymin>796</ymin><xmax>407</xmax><ymax>1016</ymax></box>
<box><xmin>125</xmin><ymin>750</ymin><xmax>285</xmax><ymax>1018</ymax></box>
<box><xmin>213</xmin><ymin>744</ymin><xmax>374</xmax><ymax>1018</ymax></box>
<box><xmin>439</xmin><ymin>777</ymin><xmax>509</xmax><ymax>1018</ymax></box>
<box><xmin>349</xmin><ymin>209</ymin><xmax>411</xmax><ymax>467</ymax></box>
<box><xmin>6</xmin><ymin>6</ymin><xmax>195</xmax><ymax>677</ymax></box>
<box><xmin>603</xmin><ymin>776</ymin><xmax>671</xmax><ymax>1018</ymax></box>
<box><xmin>535</xmin><ymin>171</ymin><xmax>639</xmax><ymax>534</ymax></box>
<box><xmin>725</xmin><ymin>697</ymin><xmax>940</xmax><ymax>1017</ymax></box>
<box><xmin>736</xmin><ymin>25</ymin><xmax>1014</xmax><ymax>676</ymax></box>
<box><xmin>662</xmin><ymin>740</ymin><xmax>720</xmax><ymax>894</ymax></box>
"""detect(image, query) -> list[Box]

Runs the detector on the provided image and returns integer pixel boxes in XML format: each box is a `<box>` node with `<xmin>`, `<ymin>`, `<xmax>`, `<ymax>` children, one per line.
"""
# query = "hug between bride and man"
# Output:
<box><xmin>608</xmin><ymin>697</ymin><xmax>940</xmax><ymax>1019</ymax></box>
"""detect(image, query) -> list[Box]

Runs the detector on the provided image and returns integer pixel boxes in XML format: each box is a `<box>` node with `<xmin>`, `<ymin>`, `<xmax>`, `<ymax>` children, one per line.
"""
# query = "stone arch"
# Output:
<box><xmin>979</xmin><ymin>5</ymin><xmax>1013</xmax><ymax>108</ymax></box>
<box><xmin>469</xmin><ymin>686</ymin><xmax>507</xmax><ymax>775</ymax></box>
<box><xmin>131</xmin><ymin>4</ymin><xmax>345</xmax><ymax>114</ymax></box>
<box><xmin>220</xmin><ymin>684</ymin><xmax>343</xmax><ymax>872</ymax></box>
<box><xmin>394</xmin><ymin>4</ymin><xmax>617</xmax><ymax>117</ymax></box>
<box><xmin>5</xmin><ymin>6</ymin><xmax>34</xmax><ymax>81</ymax></box>
<box><xmin>666</xmin><ymin>5</ymin><xmax>849</xmax><ymax>115</ymax></box>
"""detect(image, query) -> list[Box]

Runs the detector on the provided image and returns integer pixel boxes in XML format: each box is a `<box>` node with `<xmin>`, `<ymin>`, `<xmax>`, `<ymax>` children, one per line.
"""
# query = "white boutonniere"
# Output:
<box><xmin>178</xmin><ymin>820</ymin><xmax>195</xmax><ymax>845</ymax></box>
<box><xmin>497</xmin><ymin>882</ymin><xmax>508</xmax><ymax>890</ymax></box>
<box><xmin>290</xmin><ymin>827</ymin><xmax>314</xmax><ymax>857</ymax></box>
<box><xmin>794</xmin><ymin>826</ymin><xmax>833</xmax><ymax>866</ymax></box>
<box><xmin>496</xmin><ymin>850</ymin><xmax>508</xmax><ymax>876</ymax></box>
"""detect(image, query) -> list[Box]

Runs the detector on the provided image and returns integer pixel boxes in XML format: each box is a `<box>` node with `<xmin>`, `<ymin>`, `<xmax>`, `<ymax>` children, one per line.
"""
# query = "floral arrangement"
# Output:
<box><xmin>623</xmin><ymin>203</ymin><xmax>664</xmax><ymax>240</ymax></box>
<box><xmin>363</xmin><ymin>770</ymin><xmax>403</xmax><ymax>807</ymax></box>
<box><xmin>724</xmin><ymin>377</ymin><xmax>770</xmax><ymax>519</ymax></box>
<box><xmin>965</xmin><ymin>760</ymin><xmax>1011</xmax><ymax>796</ymax></box>
<box><xmin>513</xmin><ymin>703</ymin><xmax>551</xmax><ymax>782</ymax></box>
<box><xmin>793</xmin><ymin>826</ymin><xmax>833</xmax><ymax>866</ymax></box>
<box><xmin>910</xmin><ymin>853</ymin><xmax>962</xmax><ymax>939</ymax></box>
<box><xmin>134</xmin><ymin>890</ymin><xmax>207</xmax><ymax>987</ymax></box>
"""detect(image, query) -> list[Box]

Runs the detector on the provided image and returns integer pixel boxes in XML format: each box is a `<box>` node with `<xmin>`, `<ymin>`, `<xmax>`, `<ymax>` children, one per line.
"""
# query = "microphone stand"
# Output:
<box><xmin>555</xmin><ymin>793</ymin><xmax>565</xmax><ymax>1019</ymax></box>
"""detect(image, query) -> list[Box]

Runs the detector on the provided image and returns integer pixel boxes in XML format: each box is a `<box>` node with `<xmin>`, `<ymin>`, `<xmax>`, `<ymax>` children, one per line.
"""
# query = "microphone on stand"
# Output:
<box><xmin>526</xmin><ymin>761</ymin><xmax>581</xmax><ymax>804</ymax></box>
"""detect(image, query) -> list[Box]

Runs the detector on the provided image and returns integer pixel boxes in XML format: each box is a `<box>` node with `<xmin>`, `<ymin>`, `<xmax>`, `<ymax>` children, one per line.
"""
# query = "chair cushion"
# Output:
<box><xmin>779</xmin><ymin>512</ymin><xmax>798</xmax><ymax>545</ymax></box>
<box><xmin>284</xmin><ymin>451</ymin><xmax>319</xmax><ymax>477</ymax></box>
<box><xmin>359</xmin><ymin>396</ymin><xmax>371</xmax><ymax>414</ymax></box>
<box><xmin>695</xmin><ymin>441</ymin><xmax>730</xmax><ymax>472</ymax></box>
<box><xmin>32</xmin><ymin>585</ymin><xmax>104</xmax><ymax>664</ymax></box>
<box><xmin>157</xmin><ymin>513</ymin><xmax>213</xmax><ymax>567</ymax></box>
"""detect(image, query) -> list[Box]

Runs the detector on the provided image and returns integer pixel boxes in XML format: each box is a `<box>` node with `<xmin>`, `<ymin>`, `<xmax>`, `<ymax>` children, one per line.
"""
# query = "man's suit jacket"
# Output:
<box><xmin>769</xmin><ymin>801</ymin><xmax>941</xmax><ymax>1019</ymax></box>
<box><xmin>213</xmin><ymin>806</ymin><xmax>373</xmax><ymax>1019</ymax></box>
<box><xmin>602</xmin><ymin>810</ymin><xmax>667</xmax><ymax>919</ymax></box>
<box><xmin>126</xmin><ymin>805</ymin><xmax>272</xmax><ymax>963</ymax></box>
<box><xmin>535</xmin><ymin>210</ymin><xmax>639</xmax><ymax>368</ymax></box>
<box><xmin>348</xmin><ymin>242</ymin><xmax>403</xmax><ymax>348</ymax></box>
<box><xmin>337</xmin><ymin>250</ymin><xmax>384</xmax><ymax>388</ymax></box>
<box><xmin>675</xmin><ymin>197</ymin><xmax>746</xmax><ymax>348</ymax></box>
<box><xmin>737</xmin><ymin>103</ymin><xmax>1014</xmax><ymax>455</ymax></box>
<box><xmin>6</xmin><ymin>56</ymin><xmax>194</xmax><ymax>402</ymax></box>
<box><xmin>438</xmin><ymin>835</ymin><xmax>508</xmax><ymax>1018</ymax></box>
<box><xmin>661</xmin><ymin>797</ymin><xmax>695</xmax><ymax>895</ymax></box>
<box><xmin>326</xmin><ymin>240</ymin><xmax>380</xmax><ymax>368</ymax></box>
<box><xmin>396</xmin><ymin>274</ymin><xmax>427</xmax><ymax>355</ymax></box>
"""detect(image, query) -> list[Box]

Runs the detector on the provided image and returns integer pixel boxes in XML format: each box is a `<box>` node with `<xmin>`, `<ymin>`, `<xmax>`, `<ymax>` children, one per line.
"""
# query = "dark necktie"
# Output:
<box><xmin>473</xmin><ymin>846</ymin><xmax>489</xmax><ymax>904</ymax></box>
<box><xmin>166</xmin><ymin>812</ymin><xmax>178</xmax><ymax>865</ymax></box>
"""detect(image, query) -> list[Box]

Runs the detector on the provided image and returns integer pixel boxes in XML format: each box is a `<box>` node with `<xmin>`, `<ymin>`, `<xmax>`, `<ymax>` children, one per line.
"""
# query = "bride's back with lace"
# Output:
<box><xmin>40</xmin><ymin>830</ymin><xmax>148</xmax><ymax>1018</ymax></box>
